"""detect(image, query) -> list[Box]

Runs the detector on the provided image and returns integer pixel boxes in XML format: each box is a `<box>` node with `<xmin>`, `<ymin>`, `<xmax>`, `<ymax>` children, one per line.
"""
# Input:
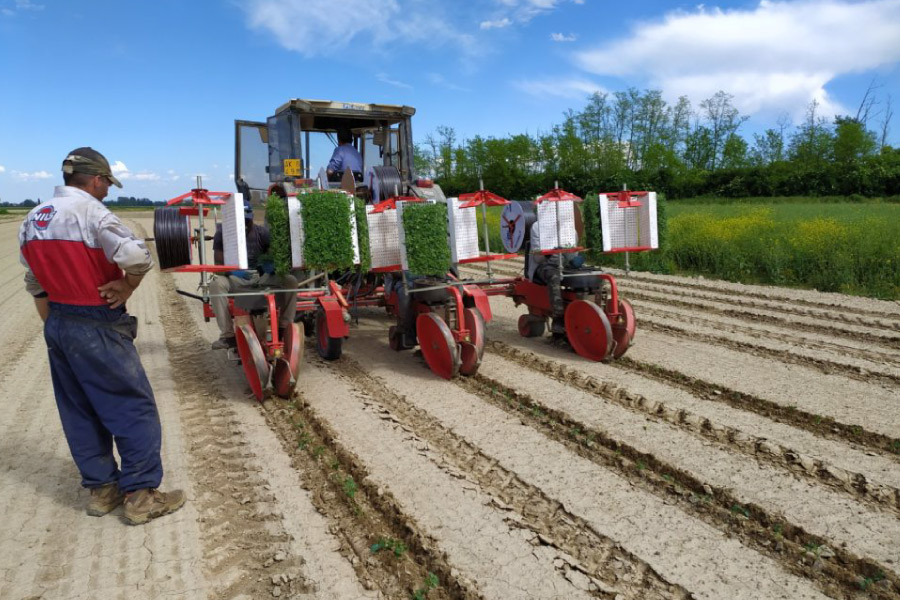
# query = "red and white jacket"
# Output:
<box><xmin>19</xmin><ymin>186</ymin><xmax>153</xmax><ymax>305</ymax></box>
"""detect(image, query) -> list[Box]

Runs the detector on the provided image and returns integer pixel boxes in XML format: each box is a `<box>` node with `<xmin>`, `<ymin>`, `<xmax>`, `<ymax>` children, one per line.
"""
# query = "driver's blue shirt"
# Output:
<box><xmin>327</xmin><ymin>143</ymin><xmax>363</xmax><ymax>174</ymax></box>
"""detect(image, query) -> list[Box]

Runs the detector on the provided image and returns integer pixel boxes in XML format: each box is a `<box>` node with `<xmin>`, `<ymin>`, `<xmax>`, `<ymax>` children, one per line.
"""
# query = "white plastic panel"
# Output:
<box><xmin>222</xmin><ymin>192</ymin><xmax>248</xmax><ymax>269</ymax></box>
<box><xmin>536</xmin><ymin>199</ymin><xmax>577</xmax><ymax>250</ymax></box>
<box><xmin>447</xmin><ymin>197</ymin><xmax>480</xmax><ymax>263</ymax></box>
<box><xmin>287</xmin><ymin>194</ymin><xmax>304</xmax><ymax>268</ymax></box>
<box><xmin>599</xmin><ymin>191</ymin><xmax>658</xmax><ymax>252</ymax></box>
<box><xmin>367</xmin><ymin>205</ymin><xmax>401</xmax><ymax>269</ymax></box>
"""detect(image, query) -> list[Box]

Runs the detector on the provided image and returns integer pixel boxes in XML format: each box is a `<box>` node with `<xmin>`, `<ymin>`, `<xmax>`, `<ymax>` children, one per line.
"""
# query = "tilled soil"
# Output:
<box><xmin>1</xmin><ymin>215</ymin><xmax>898</xmax><ymax>600</ymax></box>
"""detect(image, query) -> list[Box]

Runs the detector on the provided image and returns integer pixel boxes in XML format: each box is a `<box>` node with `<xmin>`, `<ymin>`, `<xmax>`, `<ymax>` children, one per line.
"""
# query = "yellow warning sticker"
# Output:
<box><xmin>283</xmin><ymin>159</ymin><xmax>301</xmax><ymax>176</ymax></box>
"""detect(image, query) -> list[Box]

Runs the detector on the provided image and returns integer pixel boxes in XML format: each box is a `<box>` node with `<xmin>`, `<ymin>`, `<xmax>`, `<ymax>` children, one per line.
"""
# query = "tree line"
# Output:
<box><xmin>414</xmin><ymin>87</ymin><xmax>899</xmax><ymax>200</ymax></box>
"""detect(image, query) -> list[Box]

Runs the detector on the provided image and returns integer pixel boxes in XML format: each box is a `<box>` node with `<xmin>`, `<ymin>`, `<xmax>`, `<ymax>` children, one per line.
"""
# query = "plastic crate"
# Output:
<box><xmin>447</xmin><ymin>197</ymin><xmax>480</xmax><ymax>263</ymax></box>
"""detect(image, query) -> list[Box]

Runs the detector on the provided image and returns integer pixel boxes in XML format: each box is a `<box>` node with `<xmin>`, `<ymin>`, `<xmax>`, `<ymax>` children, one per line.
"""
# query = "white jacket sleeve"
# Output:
<box><xmin>97</xmin><ymin>212</ymin><xmax>154</xmax><ymax>275</ymax></box>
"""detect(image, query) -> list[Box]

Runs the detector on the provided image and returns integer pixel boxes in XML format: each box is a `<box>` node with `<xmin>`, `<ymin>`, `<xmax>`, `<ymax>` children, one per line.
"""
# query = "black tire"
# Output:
<box><xmin>518</xmin><ymin>314</ymin><xmax>546</xmax><ymax>338</ymax></box>
<box><xmin>316</xmin><ymin>307</ymin><xmax>343</xmax><ymax>360</ymax></box>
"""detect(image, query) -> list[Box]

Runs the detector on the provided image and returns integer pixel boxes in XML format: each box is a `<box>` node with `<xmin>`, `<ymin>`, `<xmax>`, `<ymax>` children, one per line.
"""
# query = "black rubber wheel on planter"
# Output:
<box><xmin>517</xmin><ymin>314</ymin><xmax>546</xmax><ymax>338</ymax></box>
<box><xmin>316</xmin><ymin>307</ymin><xmax>343</xmax><ymax>360</ymax></box>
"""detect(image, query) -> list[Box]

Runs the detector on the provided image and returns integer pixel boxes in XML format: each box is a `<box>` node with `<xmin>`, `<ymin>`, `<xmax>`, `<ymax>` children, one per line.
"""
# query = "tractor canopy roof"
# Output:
<box><xmin>274</xmin><ymin>98</ymin><xmax>416</xmax><ymax>133</ymax></box>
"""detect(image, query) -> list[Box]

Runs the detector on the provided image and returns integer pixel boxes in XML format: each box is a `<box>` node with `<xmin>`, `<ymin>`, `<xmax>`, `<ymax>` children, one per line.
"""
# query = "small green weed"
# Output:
<box><xmin>312</xmin><ymin>445</ymin><xmax>325</xmax><ymax>458</ymax></box>
<box><xmin>370</xmin><ymin>537</ymin><xmax>408</xmax><ymax>557</ymax></box>
<box><xmin>411</xmin><ymin>572</ymin><xmax>440</xmax><ymax>600</ymax></box>
<box><xmin>731</xmin><ymin>504</ymin><xmax>750</xmax><ymax>518</ymax></box>
<box><xmin>343</xmin><ymin>476</ymin><xmax>358</xmax><ymax>499</ymax></box>
<box><xmin>859</xmin><ymin>571</ymin><xmax>885</xmax><ymax>590</ymax></box>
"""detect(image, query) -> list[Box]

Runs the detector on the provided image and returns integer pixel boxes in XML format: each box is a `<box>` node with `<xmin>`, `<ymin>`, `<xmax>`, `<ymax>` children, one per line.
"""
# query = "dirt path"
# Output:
<box><xmin>1</xmin><ymin>214</ymin><xmax>898</xmax><ymax>599</ymax></box>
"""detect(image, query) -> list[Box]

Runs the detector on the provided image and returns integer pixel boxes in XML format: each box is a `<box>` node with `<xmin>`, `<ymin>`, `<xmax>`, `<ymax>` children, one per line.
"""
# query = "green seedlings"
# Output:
<box><xmin>411</xmin><ymin>572</ymin><xmax>440</xmax><ymax>600</ymax></box>
<box><xmin>401</xmin><ymin>203</ymin><xmax>451</xmax><ymax>276</ymax></box>
<box><xmin>859</xmin><ymin>571</ymin><xmax>886</xmax><ymax>590</ymax></box>
<box><xmin>636</xmin><ymin>460</ymin><xmax>647</xmax><ymax>471</ymax></box>
<box><xmin>265</xmin><ymin>194</ymin><xmax>292</xmax><ymax>276</ymax></box>
<box><xmin>370</xmin><ymin>537</ymin><xmax>408</xmax><ymax>557</ymax></box>
<box><xmin>311</xmin><ymin>445</ymin><xmax>325</xmax><ymax>458</ymax></box>
<box><xmin>851</xmin><ymin>425</ymin><xmax>863</xmax><ymax>436</ymax></box>
<box><xmin>301</xmin><ymin>191</ymin><xmax>356</xmax><ymax>271</ymax></box>
<box><xmin>730</xmin><ymin>504</ymin><xmax>751</xmax><ymax>518</ymax></box>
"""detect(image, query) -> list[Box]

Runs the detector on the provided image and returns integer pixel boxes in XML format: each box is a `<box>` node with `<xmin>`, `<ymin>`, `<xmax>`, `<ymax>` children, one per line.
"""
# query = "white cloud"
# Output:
<box><xmin>241</xmin><ymin>0</ymin><xmax>476</xmax><ymax>59</ymax></box>
<box><xmin>110</xmin><ymin>160</ymin><xmax>159</xmax><ymax>182</ymax></box>
<box><xmin>514</xmin><ymin>77</ymin><xmax>607</xmax><ymax>99</ymax></box>
<box><xmin>480</xmin><ymin>17</ymin><xmax>511</xmax><ymax>29</ymax></box>
<box><xmin>13</xmin><ymin>170</ymin><xmax>53</xmax><ymax>181</ymax></box>
<box><xmin>575</xmin><ymin>0</ymin><xmax>900</xmax><ymax>120</ymax></box>
<box><xmin>376</xmin><ymin>72</ymin><xmax>412</xmax><ymax>89</ymax></box>
<box><xmin>0</xmin><ymin>165</ymin><xmax>6</xmax><ymax>173</ymax></box>
<box><xmin>550</xmin><ymin>32</ymin><xmax>576</xmax><ymax>42</ymax></box>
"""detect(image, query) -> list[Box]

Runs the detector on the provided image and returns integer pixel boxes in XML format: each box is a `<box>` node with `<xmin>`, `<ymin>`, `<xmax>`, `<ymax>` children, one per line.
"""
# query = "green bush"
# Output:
<box><xmin>265</xmin><ymin>194</ymin><xmax>292</xmax><ymax>276</ymax></box>
<box><xmin>402</xmin><ymin>203</ymin><xmax>451</xmax><ymax>276</ymax></box>
<box><xmin>301</xmin><ymin>191</ymin><xmax>356</xmax><ymax>271</ymax></box>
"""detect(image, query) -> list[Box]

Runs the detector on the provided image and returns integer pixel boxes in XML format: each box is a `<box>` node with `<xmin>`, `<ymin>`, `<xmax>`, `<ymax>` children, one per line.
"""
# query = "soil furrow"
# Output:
<box><xmin>612</xmin><ymin>270</ymin><xmax>900</xmax><ymax>321</ymax></box>
<box><xmin>634</xmin><ymin>300</ymin><xmax>900</xmax><ymax>370</ymax></box>
<box><xmin>617</xmin><ymin>279</ymin><xmax>900</xmax><ymax>332</ymax></box>
<box><xmin>262</xmin><ymin>387</ymin><xmax>469</xmax><ymax>600</ymax></box>
<box><xmin>340</xmin><ymin>325</ymin><xmax>836</xmax><ymax>600</ymax></box>
<box><xmin>627</xmin><ymin>289</ymin><xmax>900</xmax><ymax>352</ymax></box>
<box><xmin>295</xmin><ymin>354</ymin><xmax>601</xmax><ymax>600</ymax></box>
<box><xmin>324</xmin><ymin>351</ymin><xmax>688</xmax><ymax>600</ymax></box>
<box><xmin>485</xmin><ymin>339</ymin><xmax>900</xmax><ymax>514</ymax></box>
<box><xmin>641</xmin><ymin>319</ymin><xmax>900</xmax><ymax>386</ymax></box>
<box><xmin>457</xmin><ymin>355</ymin><xmax>899</xmax><ymax>599</ymax></box>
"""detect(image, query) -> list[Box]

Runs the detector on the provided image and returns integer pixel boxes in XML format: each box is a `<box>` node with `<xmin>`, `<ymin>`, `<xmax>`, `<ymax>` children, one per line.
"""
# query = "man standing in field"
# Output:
<box><xmin>18</xmin><ymin>147</ymin><xmax>185</xmax><ymax>525</ymax></box>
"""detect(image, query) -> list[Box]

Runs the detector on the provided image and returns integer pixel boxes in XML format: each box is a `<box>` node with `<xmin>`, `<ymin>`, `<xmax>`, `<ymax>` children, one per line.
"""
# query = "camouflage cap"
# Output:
<box><xmin>62</xmin><ymin>147</ymin><xmax>123</xmax><ymax>188</ymax></box>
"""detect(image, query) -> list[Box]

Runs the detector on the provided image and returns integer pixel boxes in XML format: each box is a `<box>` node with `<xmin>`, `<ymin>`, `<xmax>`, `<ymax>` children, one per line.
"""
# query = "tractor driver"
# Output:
<box><xmin>528</xmin><ymin>220</ymin><xmax>585</xmax><ymax>335</ymax></box>
<box><xmin>209</xmin><ymin>200</ymin><xmax>299</xmax><ymax>350</ymax></box>
<box><xmin>326</xmin><ymin>128</ymin><xmax>363</xmax><ymax>182</ymax></box>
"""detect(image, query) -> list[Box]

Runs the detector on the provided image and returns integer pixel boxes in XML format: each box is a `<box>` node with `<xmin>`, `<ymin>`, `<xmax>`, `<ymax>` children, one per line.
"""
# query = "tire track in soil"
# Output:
<box><xmin>627</xmin><ymin>289</ymin><xmax>899</xmax><ymax>351</ymax></box>
<box><xmin>324</xmin><ymin>352</ymin><xmax>690</xmax><ymax>600</ymax></box>
<box><xmin>485</xmin><ymin>340</ymin><xmax>900</xmax><ymax>515</ymax></box>
<box><xmin>456</xmin><ymin>359</ymin><xmax>900</xmax><ymax>600</ymax></box>
<box><xmin>156</xmin><ymin>273</ymin><xmax>314</xmax><ymax>600</ymax></box>
<box><xmin>260</xmin><ymin>383</ymin><xmax>470</xmax><ymax>600</ymax></box>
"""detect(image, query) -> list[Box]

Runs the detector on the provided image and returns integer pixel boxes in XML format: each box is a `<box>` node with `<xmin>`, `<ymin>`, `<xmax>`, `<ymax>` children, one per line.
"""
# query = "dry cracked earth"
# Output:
<box><xmin>1</xmin><ymin>213</ymin><xmax>898</xmax><ymax>600</ymax></box>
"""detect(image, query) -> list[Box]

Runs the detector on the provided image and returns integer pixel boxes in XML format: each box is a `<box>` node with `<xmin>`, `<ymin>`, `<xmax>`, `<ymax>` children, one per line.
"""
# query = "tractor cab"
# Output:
<box><xmin>235</xmin><ymin>98</ymin><xmax>445</xmax><ymax>204</ymax></box>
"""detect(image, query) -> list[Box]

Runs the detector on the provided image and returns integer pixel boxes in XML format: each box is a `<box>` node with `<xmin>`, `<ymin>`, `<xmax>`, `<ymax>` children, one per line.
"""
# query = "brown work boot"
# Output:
<box><xmin>122</xmin><ymin>488</ymin><xmax>186</xmax><ymax>525</ymax></box>
<box><xmin>87</xmin><ymin>482</ymin><xmax>125</xmax><ymax>516</ymax></box>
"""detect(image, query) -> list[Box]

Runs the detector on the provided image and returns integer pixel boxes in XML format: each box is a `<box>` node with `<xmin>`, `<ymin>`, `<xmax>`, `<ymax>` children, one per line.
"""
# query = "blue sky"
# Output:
<box><xmin>1</xmin><ymin>0</ymin><xmax>899</xmax><ymax>203</ymax></box>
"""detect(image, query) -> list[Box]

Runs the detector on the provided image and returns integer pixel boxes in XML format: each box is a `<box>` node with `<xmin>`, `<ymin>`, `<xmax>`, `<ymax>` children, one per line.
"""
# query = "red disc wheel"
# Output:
<box><xmin>416</xmin><ymin>312</ymin><xmax>460</xmax><ymax>380</ymax></box>
<box><xmin>274</xmin><ymin>322</ymin><xmax>304</xmax><ymax>398</ymax></box>
<box><xmin>459</xmin><ymin>307</ymin><xmax>485</xmax><ymax>376</ymax></box>
<box><xmin>564</xmin><ymin>299</ymin><xmax>613</xmax><ymax>362</ymax></box>
<box><xmin>609</xmin><ymin>298</ymin><xmax>636</xmax><ymax>359</ymax></box>
<box><xmin>235</xmin><ymin>323</ymin><xmax>270</xmax><ymax>401</ymax></box>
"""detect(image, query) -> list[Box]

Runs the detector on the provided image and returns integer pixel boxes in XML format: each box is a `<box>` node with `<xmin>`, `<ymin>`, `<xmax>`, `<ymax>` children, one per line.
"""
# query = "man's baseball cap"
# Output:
<box><xmin>62</xmin><ymin>147</ymin><xmax>123</xmax><ymax>188</ymax></box>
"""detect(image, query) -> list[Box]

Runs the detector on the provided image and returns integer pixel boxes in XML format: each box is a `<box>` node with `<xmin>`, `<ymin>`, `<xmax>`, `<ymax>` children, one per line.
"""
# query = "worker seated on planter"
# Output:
<box><xmin>209</xmin><ymin>201</ymin><xmax>299</xmax><ymax>350</ymax></box>
<box><xmin>326</xmin><ymin>128</ymin><xmax>363</xmax><ymax>183</ymax></box>
<box><xmin>527</xmin><ymin>220</ymin><xmax>585</xmax><ymax>335</ymax></box>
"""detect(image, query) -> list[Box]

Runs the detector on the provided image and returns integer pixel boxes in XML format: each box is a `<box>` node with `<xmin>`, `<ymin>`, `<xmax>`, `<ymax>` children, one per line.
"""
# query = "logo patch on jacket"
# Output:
<box><xmin>32</xmin><ymin>205</ymin><xmax>57</xmax><ymax>230</ymax></box>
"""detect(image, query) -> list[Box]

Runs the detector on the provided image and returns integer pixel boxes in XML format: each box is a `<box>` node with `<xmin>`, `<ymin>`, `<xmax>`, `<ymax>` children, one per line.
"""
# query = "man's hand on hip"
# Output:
<box><xmin>98</xmin><ymin>278</ymin><xmax>135</xmax><ymax>309</ymax></box>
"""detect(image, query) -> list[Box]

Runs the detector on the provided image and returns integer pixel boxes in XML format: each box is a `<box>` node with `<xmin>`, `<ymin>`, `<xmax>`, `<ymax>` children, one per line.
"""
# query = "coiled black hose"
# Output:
<box><xmin>153</xmin><ymin>206</ymin><xmax>191</xmax><ymax>269</ymax></box>
<box><xmin>372</xmin><ymin>165</ymin><xmax>402</xmax><ymax>202</ymax></box>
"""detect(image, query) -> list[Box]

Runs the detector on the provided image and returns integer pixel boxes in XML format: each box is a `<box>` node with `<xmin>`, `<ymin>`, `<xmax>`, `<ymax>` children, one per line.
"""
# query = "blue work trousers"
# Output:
<box><xmin>44</xmin><ymin>303</ymin><xmax>163</xmax><ymax>492</ymax></box>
